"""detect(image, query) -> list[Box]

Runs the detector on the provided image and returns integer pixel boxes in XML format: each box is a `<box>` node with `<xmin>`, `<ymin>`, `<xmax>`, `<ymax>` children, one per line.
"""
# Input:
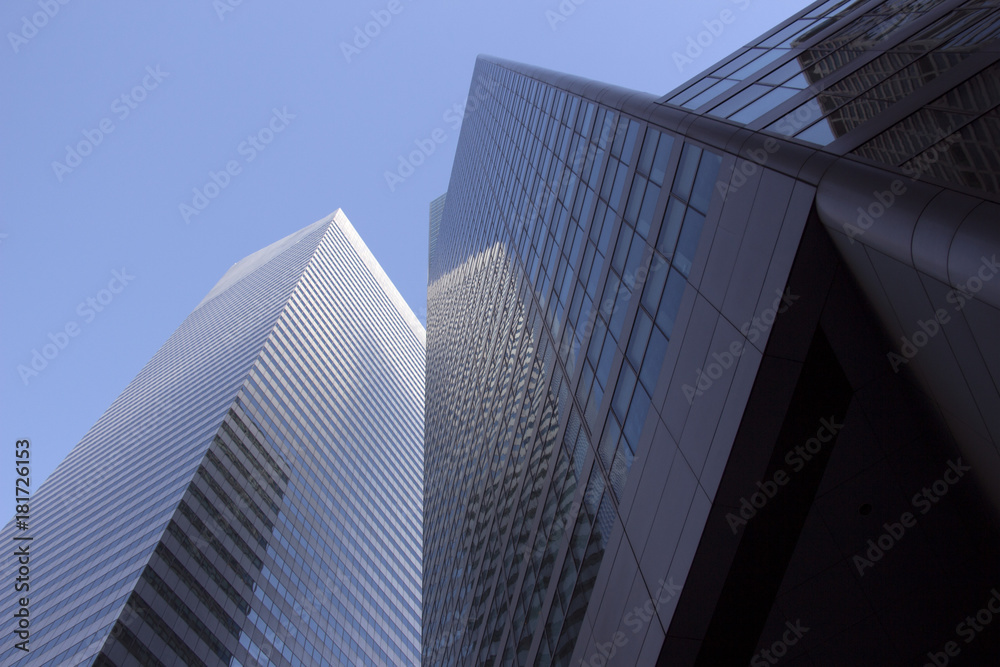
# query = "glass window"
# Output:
<box><xmin>713</xmin><ymin>49</ymin><xmax>760</xmax><ymax>78</ymax></box>
<box><xmin>622</xmin><ymin>385</ymin><xmax>650</xmax><ymax>445</ymax></box>
<box><xmin>600</xmin><ymin>158</ymin><xmax>618</xmax><ymax>201</ymax></box>
<box><xmin>627</xmin><ymin>314</ymin><xmax>653</xmax><ymax>370</ymax></box>
<box><xmin>805</xmin><ymin>0</ymin><xmax>851</xmax><ymax>19</ymax></box>
<box><xmin>612</xmin><ymin>118</ymin><xmax>629</xmax><ymax>157</ymax></box>
<box><xmin>641</xmin><ymin>253</ymin><xmax>669</xmax><ymax>315</ymax></box>
<box><xmin>612</xmin><ymin>364</ymin><xmax>636</xmax><ymax>422</ymax></box>
<box><xmin>637</xmin><ymin>129</ymin><xmax>659</xmax><ymax>175</ymax></box>
<box><xmin>730</xmin><ymin>86</ymin><xmax>800</xmax><ymax>124</ymax></box>
<box><xmin>590</xmin><ymin>201</ymin><xmax>607</xmax><ymax>242</ymax></box>
<box><xmin>598</xmin><ymin>416</ymin><xmax>621</xmax><ymax>470</ymax></box>
<box><xmin>623</xmin><ymin>121</ymin><xmax>640</xmax><ymax>161</ymax></box>
<box><xmin>610</xmin><ymin>162</ymin><xmax>630</xmax><ymax>210</ymax></box>
<box><xmin>640</xmin><ymin>327</ymin><xmax>668</xmax><ymax>391</ymax></box>
<box><xmin>656</xmin><ymin>197</ymin><xmax>685</xmax><ymax>261</ymax></box>
<box><xmin>580</xmin><ymin>243</ymin><xmax>596</xmax><ymax>283</ymax></box>
<box><xmin>623</xmin><ymin>239</ymin><xmax>646</xmax><ymax>290</ymax></box>
<box><xmin>655</xmin><ymin>269</ymin><xmax>687</xmax><ymax>338</ymax></box>
<box><xmin>683</xmin><ymin>78</ymin><xmax>738</xmax><ymax>110</ymax></box>
<box><xmin>584</xmin><ymin>468</ymin><xmax>606</xmax><ymax>516</ymax></box>
<box><xmin>569</xmin><ymin>285</ymin><xmax>585</xmax><ymax>323</ymax></box>
<box><xmin>795</xmin><ymin>120</ymin><xmax>838</xmax><ymax>145</ymax></box>
<box><xmin>599</xmin><ymin>111</ymin><xmax>616</xmax><ymax>150</ymax></box>
<box><xmin>636</xmin><ymin>182</ymin><xmax>661</xmax><ymax>239</ymax></box>
<box><xmin>582</xmin><ymin>102</ymin><xmax>596</xmax><ymax>135</ymax></box>
<box><xmin>587</xmin><ymin>146</ymin><xmax>605</xmax><ymax>190</ymax></box>
<box><xmin>761</xmin><ymin>60</ymin><xmax>806</xmax><ymax>86</ymax></box>
<box><xmin>570</xmin><ymin>219</ymin><xmax>585</xmax><ymax>262</ymax></box>
<box><xmin>761</xmin><ymin>19</ymin><xmax>815</xmax><ymax>48</ymax></box>
<box><xmin>567</xmin><ymin>96</ymin><xmax>580</xmax><ymax>129</ymax></box>
<box><xmin>596</xmin><ymin>334</ymin><xmax>617</xmax><ymax>382</ymax></box>
<box><xmin>730</xmin><ymin>49</ymin><xmax>787</xmax><ymax>81</ymax></box>
<box><xmin>941</xmin><ymin>10</ymin><xmax>1000</xmax><ymax>50</ymax></box>
<box><xmin>587</xmin><ymin>319</ymin><xmax>604</xmax><ymax>364</ymax></box>
<box><xmin>689</xmin><ymin>152</ymin><xmax>723</xmax><ymax>214</ymax></box>
<box><xmin>609</xmin><ymin>285</ymin><xmax>632</xmax><ymax>339</ymax></box>
<box><xmin>927</xmin><ymin>62</ymin><xmax>1000</xmax><ymax>114</ymax></box>
<box><xmin>599</xmin><ymin>204</ymin><xmax>617</xmax><ymax>251</ymax></box>
<box><xmin>672</xmin><ymin>145</ymin><xmax>703</xmax><ymax>201</ymax></box>
<box><xmin>766</xmin><ymin>98</ymin><xmax>825</xmax><ymax>137</ymax></box>
<box><xmin>577</xmin><ymin>362</ymin><xmax>595</xmax><ymax>406</ymax></box>
<box><xmin>712</xmin><ymin>84</ymin><xmax>771</xmax><ymax>118</ymax></box>
<box><xmin>568</xmin><ymin>508</ymin><xmax>592</xmax><ymax>567</ymax></box>
<box><xmin>586</xmin><ymin>382</ymin><xmax>604</xmax><ymax>433</ymax></box>
<box><xmin>611</xmin><ymin>226</ymin><xmax>631</xmax><ymax>275</ymax></box>
<box><xmin>674</xmin><ymin>208</ymin><xmax>705</xmax><ymax>277</ymax></box>
<box><xmin>667</xmin><ymin>76</ymin><xmax>715</xmax><ymax>107</ymax></box>
<box><xmin>624</xmin><ymin>177</ymin><xmax>647</xmax><ymax>226</ymax></box>
<box><xmin>649</xmin><ymin>134</ymin><xmax>675</xmax><ymax>186</ymax></box>
<box><xmin>610</xmin><ymin>445</ymin><xmax>634</xmax><ymax>500</ymax></box>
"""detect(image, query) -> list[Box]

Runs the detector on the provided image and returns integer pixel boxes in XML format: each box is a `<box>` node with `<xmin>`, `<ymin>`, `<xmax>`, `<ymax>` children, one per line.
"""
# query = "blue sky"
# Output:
<box><xmin>1</xmin><ymin>0</ymin><xmax>813</xmax><ymax>497</ymax></box>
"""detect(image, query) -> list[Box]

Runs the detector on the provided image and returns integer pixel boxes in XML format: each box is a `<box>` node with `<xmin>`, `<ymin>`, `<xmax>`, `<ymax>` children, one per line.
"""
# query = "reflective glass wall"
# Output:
<box><xmin>663</xmin><ymin>0</ymin><xmax>1000</xmax><ymax>198</ymax></box>
<box><xmin>424</xmin><ymin>58</ymin><xmax>722</xmax><ymax>666</ymax></box>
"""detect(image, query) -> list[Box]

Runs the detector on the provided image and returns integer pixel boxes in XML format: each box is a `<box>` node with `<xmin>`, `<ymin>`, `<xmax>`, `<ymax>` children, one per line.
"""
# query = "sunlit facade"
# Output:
<box><xmin>0</xmin><ymin>211</ymin><xmax>424</xmax><ymax>666</ymax></box>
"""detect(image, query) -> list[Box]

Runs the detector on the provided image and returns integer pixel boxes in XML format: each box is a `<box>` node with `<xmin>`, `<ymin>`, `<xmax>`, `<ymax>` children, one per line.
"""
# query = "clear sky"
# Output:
<box><xmin>1</xmin><ymin>0</ymin><xmax>814</xmax><ymax>499</ymax></box>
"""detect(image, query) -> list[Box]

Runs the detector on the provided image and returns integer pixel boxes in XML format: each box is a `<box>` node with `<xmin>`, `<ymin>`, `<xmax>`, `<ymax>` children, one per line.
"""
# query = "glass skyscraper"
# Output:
<box><xmin>425</xmin><ymin>0</ymin><xmax>1000</xmax><ymax>665</ymax></box>
<box><xmin>429</xmin><ymin>194</ymin><xmax>447</xmax><ymax>282</ymax></box>
<box><xmin>0</xmin><ymin>211</ymin><xmax>424</xmax><ymax>666</ymax></box>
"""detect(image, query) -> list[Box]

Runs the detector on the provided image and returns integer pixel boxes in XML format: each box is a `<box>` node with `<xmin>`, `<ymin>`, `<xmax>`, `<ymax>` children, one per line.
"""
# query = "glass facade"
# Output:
<box><xmin>663</xmin><ymin>0</ymin><xmax>1000</xmax><ymax>199</ymax></box>
<box><xmin>0</xmin><ymin>211</ymin><xmax>424</xmax><ymax>666</ymax></box>
<box><xmin>424</xmin><ymin>60</ymin><xmax>721</xmax><ymax>665</ymax></box>
<box><xmin>428</xmin><ymin>1</ymin><xmax>1000</xmax><ymax>665</ymax></box>
<box><xmin>428</xmin><ymin>193</ymin><xmax>447</xmax><ymax>282</ymax></box>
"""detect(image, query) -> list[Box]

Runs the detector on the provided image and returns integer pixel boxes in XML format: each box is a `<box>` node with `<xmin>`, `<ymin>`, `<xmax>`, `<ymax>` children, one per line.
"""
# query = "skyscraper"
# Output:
<box><xmin>1</xmin><ymin>211</ymin><xmax>424</xmax><ymax>666</ymax></box>
<box><xmin>429</xmin><ymin>194</ymin><xmax>447</xmax><ymax>282</ymax></box>
<box><xmin>424</xmin><ymin>0</ymin><xmax>1000</xmax><ymax>664</ymax></box>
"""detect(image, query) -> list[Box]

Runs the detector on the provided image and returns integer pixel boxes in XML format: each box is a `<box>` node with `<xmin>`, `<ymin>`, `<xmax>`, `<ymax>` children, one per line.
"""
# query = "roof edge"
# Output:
<box><xmin>330</xmin><ymin>209</ymin><xmax>427</xmax><ymax>347</ymax></box>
